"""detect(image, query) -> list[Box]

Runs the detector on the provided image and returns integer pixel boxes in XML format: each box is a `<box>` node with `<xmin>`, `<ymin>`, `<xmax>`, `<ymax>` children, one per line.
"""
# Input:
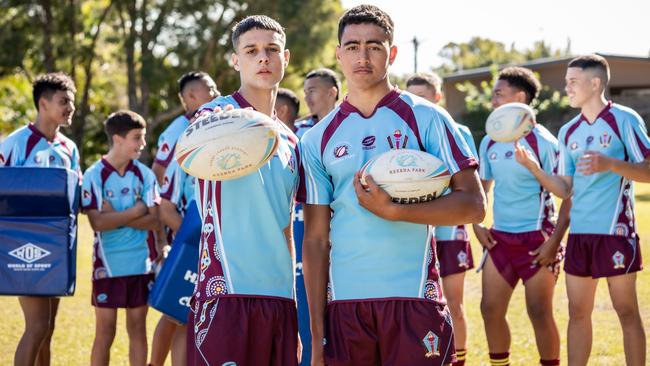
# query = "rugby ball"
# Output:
<box><xmin>359</xmin><ymin>149</ymin><xmax>451</xmax><ymax>204</ymax></box>
<box><xmin>485</xmin><ymin>102</ymin><xmax>536</xmax><ymax>142</ymax></box>
<box><xmin>175</xmin><ymin>109</ymin><xmax>280</xmax><ymax>180</ymax></box>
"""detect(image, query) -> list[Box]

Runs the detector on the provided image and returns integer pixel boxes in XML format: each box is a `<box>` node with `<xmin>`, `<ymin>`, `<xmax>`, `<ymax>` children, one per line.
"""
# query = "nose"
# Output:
<box><xmin>358</xmin><ymin>47</ymin><xmax>370</xmax><ymax>65</ymax></box>
<box><xmin>258</xmin><ymin>50</ymin><xmax>270</xmax><ymax>65</ymax></box>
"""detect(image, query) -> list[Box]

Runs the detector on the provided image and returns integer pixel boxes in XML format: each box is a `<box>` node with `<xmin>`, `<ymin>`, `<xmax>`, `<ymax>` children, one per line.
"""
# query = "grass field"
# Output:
<box><xmin>1</xmin><ymin>185</ymin><xmax>649</xmax><ymax>365</ymax></box>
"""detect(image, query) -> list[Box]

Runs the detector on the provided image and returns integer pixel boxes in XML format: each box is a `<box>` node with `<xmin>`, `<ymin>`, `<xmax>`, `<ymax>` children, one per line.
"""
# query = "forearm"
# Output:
<box><xmin>609</xmin><ymin>158</ymin><xmax>650</xmax><ymax>183</ymax></box>
<box><xmin>89</xmin><ymin>210</ymin><xmax>142</xmax><ymax>231</ymax></box>
<box><xmin>160</xmin><ymin>200</ymin><xmax>182</xmax><ymax>232</ymax></box>
<box><xmin>529</xmin><ymin>165</ymin><xmax>572</xmax><ymax>199</ymax></box>
<box><xmin>302</xmin><ymin>238</ymin><xmax>330</xmax><ymax>341</ymax></box>
<box><xmin>548</xmin><ymin>198</ymin><xmax>571</xmax><ymax>246</ymax></box>
<box><xmin>388</xmin><ymin>188</ymin><xmax>485</xmax><ymax>226</ymax></box>
<box><xmin>127</xmin><ymin>211</ymin><xmax>161</xmax><ymax>231</ymax></box>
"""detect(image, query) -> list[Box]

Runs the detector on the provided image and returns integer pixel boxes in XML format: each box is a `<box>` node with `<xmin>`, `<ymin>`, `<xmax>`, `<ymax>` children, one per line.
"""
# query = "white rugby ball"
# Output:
<box><xmin>485</xmin><ymin>102</ymin><xmax>536</xmax><ymax>142</ymax></box>
<box><xmin>359</xmin><ymin>149</ymin><xmax>451</xmax><ymax>204</ymax></box>
<box><xmin>175</xmin><ymin>109</ymin><xmax>280</xmax><ymax>180</ymax></box>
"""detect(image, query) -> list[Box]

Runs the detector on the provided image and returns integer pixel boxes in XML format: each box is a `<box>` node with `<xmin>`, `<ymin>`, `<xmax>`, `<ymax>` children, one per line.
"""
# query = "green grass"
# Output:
<box><xmin>1</xmin><ymin>185</ymin><xmax>649</xmax><ymax>365</ymax></box>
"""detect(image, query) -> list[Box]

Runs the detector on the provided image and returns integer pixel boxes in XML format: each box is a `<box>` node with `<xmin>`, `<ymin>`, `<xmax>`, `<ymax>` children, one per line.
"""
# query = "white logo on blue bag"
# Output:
<box><xmin>8</xmin><ymin>243</ymin><xmax>51</xmax><ymax>264</ymax></box>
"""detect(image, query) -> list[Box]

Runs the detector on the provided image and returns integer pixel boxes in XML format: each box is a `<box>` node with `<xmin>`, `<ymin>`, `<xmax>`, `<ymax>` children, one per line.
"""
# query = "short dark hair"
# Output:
<box><xmin>104</xmin><ymin>110</ymin><xmax>147</xmax><ymax>145</ymax></box>
<box><xmin>498</xmin><ymin>66</ymin><xmax>541</xmax><ymax>104</ymax></box>
<box><xmin>178</xmin><ymin>71</ymin><xmax>212</xmax><ymax>94</ymax></box>
<box><xmin>568</xmin><ymin>54</ymin><xmax>610</xmax><ymax>87</ymax></box>
<box><xmin>305</xmin><ymin>68</ymin><xmax>341</xmax><ymax>100</ymax></box>
<box><xmin>32</xmin><ymin>72</ymin><xmax>76</xmax><ymax>110</ymax></box>
<box><xmin>276</xmin><ymin>88</ymin><xmax>300</xmax><ymax>121</ymax></box>
<box><xmin>338</xmin><ymin>5</ymin><xmax>394</xmax><ymax>45</ymax></box>
<box><xmin>406</xmin><ymin>72</ymin><xmax>443</xmax><ymax>96</ymax></box>
<box><xmin>231</xmin><ymin>15</ymin><xmax>285</xmax><ymax>50</ymax></box>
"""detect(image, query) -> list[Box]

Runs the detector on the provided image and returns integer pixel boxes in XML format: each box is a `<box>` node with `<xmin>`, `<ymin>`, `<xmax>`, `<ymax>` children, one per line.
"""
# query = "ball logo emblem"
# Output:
<box><xmin>216</xmin><ymin>153</ymin><xmax>242</xmax><ymax>170</ymax></box>
<box><xmin>395</xmin><ymin>154</ymin><xmax>417</xmax><ymax>168</ymax></box>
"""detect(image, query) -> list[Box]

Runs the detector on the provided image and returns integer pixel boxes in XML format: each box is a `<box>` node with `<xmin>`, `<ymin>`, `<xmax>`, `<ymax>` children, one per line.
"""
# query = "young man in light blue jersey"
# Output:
<box><xmin>186</xmin><ymin>15</ymin><xmax>301</xmax><ymax>366</ymax></box>
<box><xmin>82</xmin><ymin>110</ymin><xmax>164</xmax><ymax>366</ymax></box>
<box><xmin>407</xmin><ymin>71</ymin><xmax>477</xmax><ymax>366</ymax></box>
<box><xmin>529</xmin><ymin>55</ymin><xmax>649</xmax><ymax>366</ymax></box>
<box><xmin>152</xmin><ymin>71</ymin><xmax>219</xmax><ymax>183</ymax></box>
<box><xmin>300</xmin><ymin>5</ymin><xmax>485</xmax><ymax>366</ymax></box>
<box><xmin>294</xmin><ymin>68</ymin><xmax>341</xmax><ymax>139</ymax></box>
<box><xmin>473</xmin><ymin>67</ymin><xmax>566</xmax><ymax>366</ymax></box>
<box><xmin>1</xmin><ymin>72</ymin><xmax>79</xmax><ymax>366</ymax></box>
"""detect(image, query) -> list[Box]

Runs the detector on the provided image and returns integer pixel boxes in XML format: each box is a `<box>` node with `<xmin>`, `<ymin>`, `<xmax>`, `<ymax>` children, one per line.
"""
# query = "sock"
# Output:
<box><xmin>489</xmin><ymin>352</ymin><xmax>510</xmax><ymax>366</ymax></box>
<box><xmin>540</xmin><ymin>359</ymin><xmax>560</xmax><ymax>366</ymax></box>
<box><xmin>452</xmin><ymin>348</ymin><xmax>467</xmax><ymax>366</ymax></box>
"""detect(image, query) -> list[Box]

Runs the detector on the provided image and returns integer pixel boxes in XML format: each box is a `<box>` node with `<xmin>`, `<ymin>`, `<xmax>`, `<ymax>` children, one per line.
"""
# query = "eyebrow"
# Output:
<box><xmin>242</xmin><ymin>42</ymin><xmax>282</xmax><ymax>49</ymax></box>
<box><xmin>342</xmin><ymin>39</ymin><xmax>384</xmax><ymax>47</ymax></box>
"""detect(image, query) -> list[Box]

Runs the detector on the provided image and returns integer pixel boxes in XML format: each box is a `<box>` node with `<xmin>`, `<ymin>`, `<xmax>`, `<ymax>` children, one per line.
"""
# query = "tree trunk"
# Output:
<box><xmin>39</xmin><ymin>0</ymin><xmax>56</xmax><ymax>72</ymax></box>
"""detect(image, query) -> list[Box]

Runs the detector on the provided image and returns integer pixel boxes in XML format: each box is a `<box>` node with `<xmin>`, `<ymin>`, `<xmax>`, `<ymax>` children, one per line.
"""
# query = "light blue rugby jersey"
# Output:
<box><xmin>82</xmin><ymin>158</ymin><xmax>161</xmax><ymax>279</ymax></box>
<box><xmin>295</xmin><ymin>116</ymin><xmax>317</xmax><ymax>139</ymax></box>
<box><xmin>558</xmin><ymin>102</ymin><xmax>650</xmax><ymax>238</ymax></box>
<box><xmin>154</xmin><ymin>114</ymin><xmax>191</xmax><ymax>168</ymax></box>
<box><xmin>0</xmin><ymin>124</ymin><xmax>81</xmax><ymax>177</ymax></box>
<box><xmin>161</xmin><ymin>159</ymin><xmax>196</xmax><ymax>214</ymax></box>
<box><xmin>479</xmin><ymin>124</ymin><xmax>558</xmax><ymax>233</ymax></box>
<box><xmin>435</xmin><ymin>123</ymin><xmax>479</xmax><ymax>241</ymax></box>
<box><xmin>299</xmin><ymin>90</ymin><xmax>477</xmax><ymax>302</ymax></box>
<box><xmin>192</xmin><ymin>92</ymin><xmax>300</xmax><ymax>301</ymax></box>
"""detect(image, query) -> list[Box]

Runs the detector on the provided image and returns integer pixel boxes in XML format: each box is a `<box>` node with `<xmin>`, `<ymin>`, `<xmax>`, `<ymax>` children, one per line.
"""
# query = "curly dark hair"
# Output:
<box><xmin>32</xmin><ymin>72</ymin><xmax>76</xmax><ymax>110</ymax></box>
<box><xmin>338</xmin><ymin>4</ymin><xmax>394</xmax><ymax>44</ymax></box>
<box><xmin>497</xmin><ymin>66</ymin><xmax>541</xmax><ymax>104</ymax></box>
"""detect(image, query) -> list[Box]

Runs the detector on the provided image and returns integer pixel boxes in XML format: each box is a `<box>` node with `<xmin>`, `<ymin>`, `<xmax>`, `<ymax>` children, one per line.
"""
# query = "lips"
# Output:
<box><xmin>354</xmin><ymin>67</ymin><xmax>372</xmax><ymax>74</ymax></box>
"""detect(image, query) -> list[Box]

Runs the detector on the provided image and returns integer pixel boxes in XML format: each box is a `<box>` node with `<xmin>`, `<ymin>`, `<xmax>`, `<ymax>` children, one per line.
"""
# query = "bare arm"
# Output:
<box><xmin>302</xmin><ymin>204</ymin><xmax>331</xmax><ymax>366</ymax></box>
<box><xmin>578</xmin><ymin>153</ymin><xmax>650</xmax><ymax>183</ymax></box>
<box><xmin>85</xmin><ymin>201</ymin><xmax>148</xmax><ymax>232</ymax></box>
<box><xmin>531</xmin><ymin>198</ymin><xmax>571</xmax><ymax>266</ymax></box>
<box><xmin>514</xmin><ymin>141</ymin><xmax>573</xmax><ymax>199</ymax></box>
<box><xmin>159</xmin><ymin>198</ymin><xmax>183</xmax><ymax>232</ymax></box>
<box><xmin>472</xmin><ymin>179</ymin><xmax>498</xmax><ymax>249</ymax></box>
<box><xmin>127</xmin><ymin>204</ymin><xmax>162</xmax><ymax>231</ymax></box>
<box><xmin>152</xmin><ymin>162</ymin><xmax>166</xmax><ymax>186</ymax></box>
<box><xmin>353</xmin><ymin>168</ymin><xmax>486</xmax><ymax>226</ymax></box>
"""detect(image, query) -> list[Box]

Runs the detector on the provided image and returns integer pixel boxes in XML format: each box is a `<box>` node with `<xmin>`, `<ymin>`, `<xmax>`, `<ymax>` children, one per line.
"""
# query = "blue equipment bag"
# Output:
<box><xmin>0</xmin><ymin>167</ymin><xmax>79</xmax><ymax>296</ymax></box>
<box><xmin>148</xmin><ymin>201</ymin><xmax>201</xmax><ymax>323</ymax></box>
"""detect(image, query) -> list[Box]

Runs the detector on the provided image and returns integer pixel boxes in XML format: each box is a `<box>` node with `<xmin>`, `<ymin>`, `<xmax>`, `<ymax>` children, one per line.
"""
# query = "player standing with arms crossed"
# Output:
<box><xmin>0</xmin><ymin>72</ymin><xmax>80</xmax><ymax>366</ymax></box>
<box><xmin>186</xmin><ymin>15</ymin><xmax>301</xmax><ymax>366</ymax></box>
<box><xmin>300</xmin><ymin>5</ymin><xmax>485</xmax><ymax>366</ymax></box>
<box><xmin>406</xmin><ymin>72</ymin><xmax>477</xmax><ymax>366</ymax></box>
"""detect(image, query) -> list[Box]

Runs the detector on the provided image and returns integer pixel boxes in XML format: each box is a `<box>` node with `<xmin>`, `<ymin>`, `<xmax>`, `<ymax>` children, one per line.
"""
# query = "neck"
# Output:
<box><xmin>346</xmin><ymin>78</ymin><xmax>393</xmax><ymax>117</ymax></box>
<box><xmin>238</xmin><ymin>85</ymin><xmax>277</xmax><ymax>117</ymax></box>
<box><xmin>105</xmin><ymin>150</ymin><xmax>131</xmax><ymax>175</ymax></box>
<box><xmin>581</xmin><ymin>94</ymin><xmax>608</xmax><ymax>122</ymax></box>
<box><xmin>33</xmin><ymin>115</ymin><xmax>60</xmax><ymax>141</ymax></box>
<box><xmin>316</xmin><ymin>104</ymin><xmax>337</xmax><ymax>121</ymax></box>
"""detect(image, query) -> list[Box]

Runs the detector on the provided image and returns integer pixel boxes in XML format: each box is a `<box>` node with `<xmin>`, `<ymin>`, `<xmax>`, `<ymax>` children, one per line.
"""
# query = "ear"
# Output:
<box><xmin>335</xmin><ymin>45</ymin><xmax>342</xmax><ymax>63</ymax></box>
<box><xmin>231</xmin><ymin>52</ymin><xmax>240</xmax><ymax>72</ymax></box>
<box><xmin>328</xmin><ymin>86</ymin><xmax>338</xmax><ymax>99</ymax></box>
<box><xmin>283</xmin><ymin>49</ymin><xmax>290</xmax><ymax>68</ymax></box>
<box><xmin>388</xmin><ymin>45</ymin><xmax>398</xmax><ymax>65</ymax></box>
<box><xmin>516</xmin><ymin>90</ymin><xmax>528</xmax><ymax>104</ymax></box>
<box><xmin>434</xmin><ymin>93</ymin><xmax>442</xmax><ymax>104</ymax></box>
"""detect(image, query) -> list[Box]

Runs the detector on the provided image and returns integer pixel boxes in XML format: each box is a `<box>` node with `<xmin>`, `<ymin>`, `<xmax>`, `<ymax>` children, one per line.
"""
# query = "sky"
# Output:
<box><xmin>341</xmin><ymin>0</ymin><xmax>650</xmax><ymax>75</ymax></box>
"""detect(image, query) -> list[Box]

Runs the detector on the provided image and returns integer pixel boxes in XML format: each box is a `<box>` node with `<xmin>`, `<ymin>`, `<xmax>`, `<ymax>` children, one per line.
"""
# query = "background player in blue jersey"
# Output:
<box><xmin>294</xmin><ymin>68</ymin><xmax>341</xmax><ymax>138</ymax></box>
<box><xmin>1</xmin><ymin>72</ymin><xmax>79</xmax><ymax>366</ymax></box>
<box><xmin>186</xmin><ymin>15</ymin><xmax>301</xmax><ymax>366</ymax></box>
<box><xmin>152</xmin><ymin>71</ymin><xmax>219</xmax><ymax>184</ymax></box>
<box><xmin>82</xmin><ymin>111</ymin><xmax>164</xmax><ymax>366</ymax></box>
<box><xmin>473</xmin><ymin>67</ymin><xmax>567</xmax><ymax>366</ymax></box>
<box><xmin>532</xmin><ymin>55</ymin><xmax>649</xmax><ymax>366</ymax></box>
<box><xmin>407</xmin><ymin>72</ymin><xmax>477</xmax><ymax>366</ymax></box>
<box><xmin>275</xmin><ymin>87</ymin><xmax>301</xmax><ymax>131</ymax></box>
<box><xmin>300</xmin><ymin>5</ymin><xmax>485</xmax><ymax>366</ymax></box>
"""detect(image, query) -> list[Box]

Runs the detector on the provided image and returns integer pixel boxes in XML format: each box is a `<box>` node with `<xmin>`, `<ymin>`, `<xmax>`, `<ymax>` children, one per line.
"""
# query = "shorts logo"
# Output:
<box><xmin>362</xmin><ymin>135</ymin><xmax>376</xmax><ymax>150</ymax></box>
<box><xmin>422</xmin><ymin>330</ymin><xmax>440</xmax><ymax>358</ymax></box>
<box><xmin>333</xmin><ymin>144</ymin><xmax>350</xmax><ymax>158</ymax></box>
<box><xmin>505</xmin><ymin>151</ymin><xmax>513</xmax><ymax>159</ymax></box>
<box><xmin>489</xmin><ymin>152</ymin><xmax>497</xmax><ymax>160</ymax></box>
<box><xmin>612</xmin><ymin>251</ymin><xmax>626</xmax><ymax>269</ymax></box>
<box><xmin>570</xmin><ymin>141</ymin><xmax>579</xmax><ymax>151</ymax></box>
<box><xmin>96</xmin><ymin>293</ymin><xmax>108</xmax><ymax>303</ymax></box>
<box><xmin>222</xmin><ymin>363</ymin><xmax>237</xmax><ymax>366</ymax></box>
<box><xmin>458</xmin><ymin>250</ymin><xmax>469</xmax><ymax>268</ymax></box>
<box><xmin>9</xmin><ymin>243</ymin><xmax>51</xmax><ymax>264</ymax></box>
<box><xmin>600</xmin><ymin>132</ymin><xmax>612</xmax><ymax>148</ymax></box>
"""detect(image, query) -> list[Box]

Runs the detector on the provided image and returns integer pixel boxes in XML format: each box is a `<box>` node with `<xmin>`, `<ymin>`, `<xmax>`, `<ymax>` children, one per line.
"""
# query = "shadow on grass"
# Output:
<box><xmin>636</xmin><ymin>193</ymin><xmax>650</xmax><ymax>202</ymax></box>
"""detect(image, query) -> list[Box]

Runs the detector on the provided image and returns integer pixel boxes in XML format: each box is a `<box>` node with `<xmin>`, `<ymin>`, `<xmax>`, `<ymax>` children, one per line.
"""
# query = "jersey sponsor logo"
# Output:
<box><xmin>9</xmin><ymin>243</ymin><xmax>51</xmax><ymax>264</ymax></box>
<box><xmin>362</xmin><ymin>135</ymin><xmax>376</xmax><ymax>150</ymax></box>
<box><xmin>600</xmin><ymin>132</ymin><xmax>612</xmax><ymax>148</ymax></box>
<box><xmin>505</xmin><ymin>151</ymin><xmax>513</xmax><ymax>159</ymax></box>
<box><xmin>570</xmin><ymin>141</ymin><xmax>579</xmax><ymax>151</ymax></box>
<box><xmin>121</xmin><ymin>187</ymin><xmax>130</xmax><ymax>195</ymax></box>
<box><xmin>422</xmin><ymin>330</ymin><xmax>441</xmax><ymax>358</ymax></box>
<box><xmin>333</xmin><ymin>144</ymin><xmax>350</xmax><ymax>158</ymax></box>
<box><xmin>49</xmin><ymin>155</ymin><xmax>55</xmax><ymax>162</ymax></box>
<box><xmin>33</xmin><ymin>155</ymin><xmax>42</xmax><ymax>163</ymax></box>
<box><xmin>489</xmin><ymin>152</ymin><xmax>497</xmax><ymax>160</ymax></box>
<box><xmin>586</xmin><ymin>135</ymin><xmax>595</xmax><ymax>149</ymax></box>
<box><xmin>612</xmin><ymin>251</ymin><xmax>626</xmax><ymax>269</ymax></box>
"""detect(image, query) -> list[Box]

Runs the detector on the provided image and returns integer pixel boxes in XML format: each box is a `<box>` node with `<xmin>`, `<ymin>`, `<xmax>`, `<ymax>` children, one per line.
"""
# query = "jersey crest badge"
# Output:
<box><xmin>599</xmin><ymin>132</ymin><xmax>612</xmax><ymax>148</ymax></box>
